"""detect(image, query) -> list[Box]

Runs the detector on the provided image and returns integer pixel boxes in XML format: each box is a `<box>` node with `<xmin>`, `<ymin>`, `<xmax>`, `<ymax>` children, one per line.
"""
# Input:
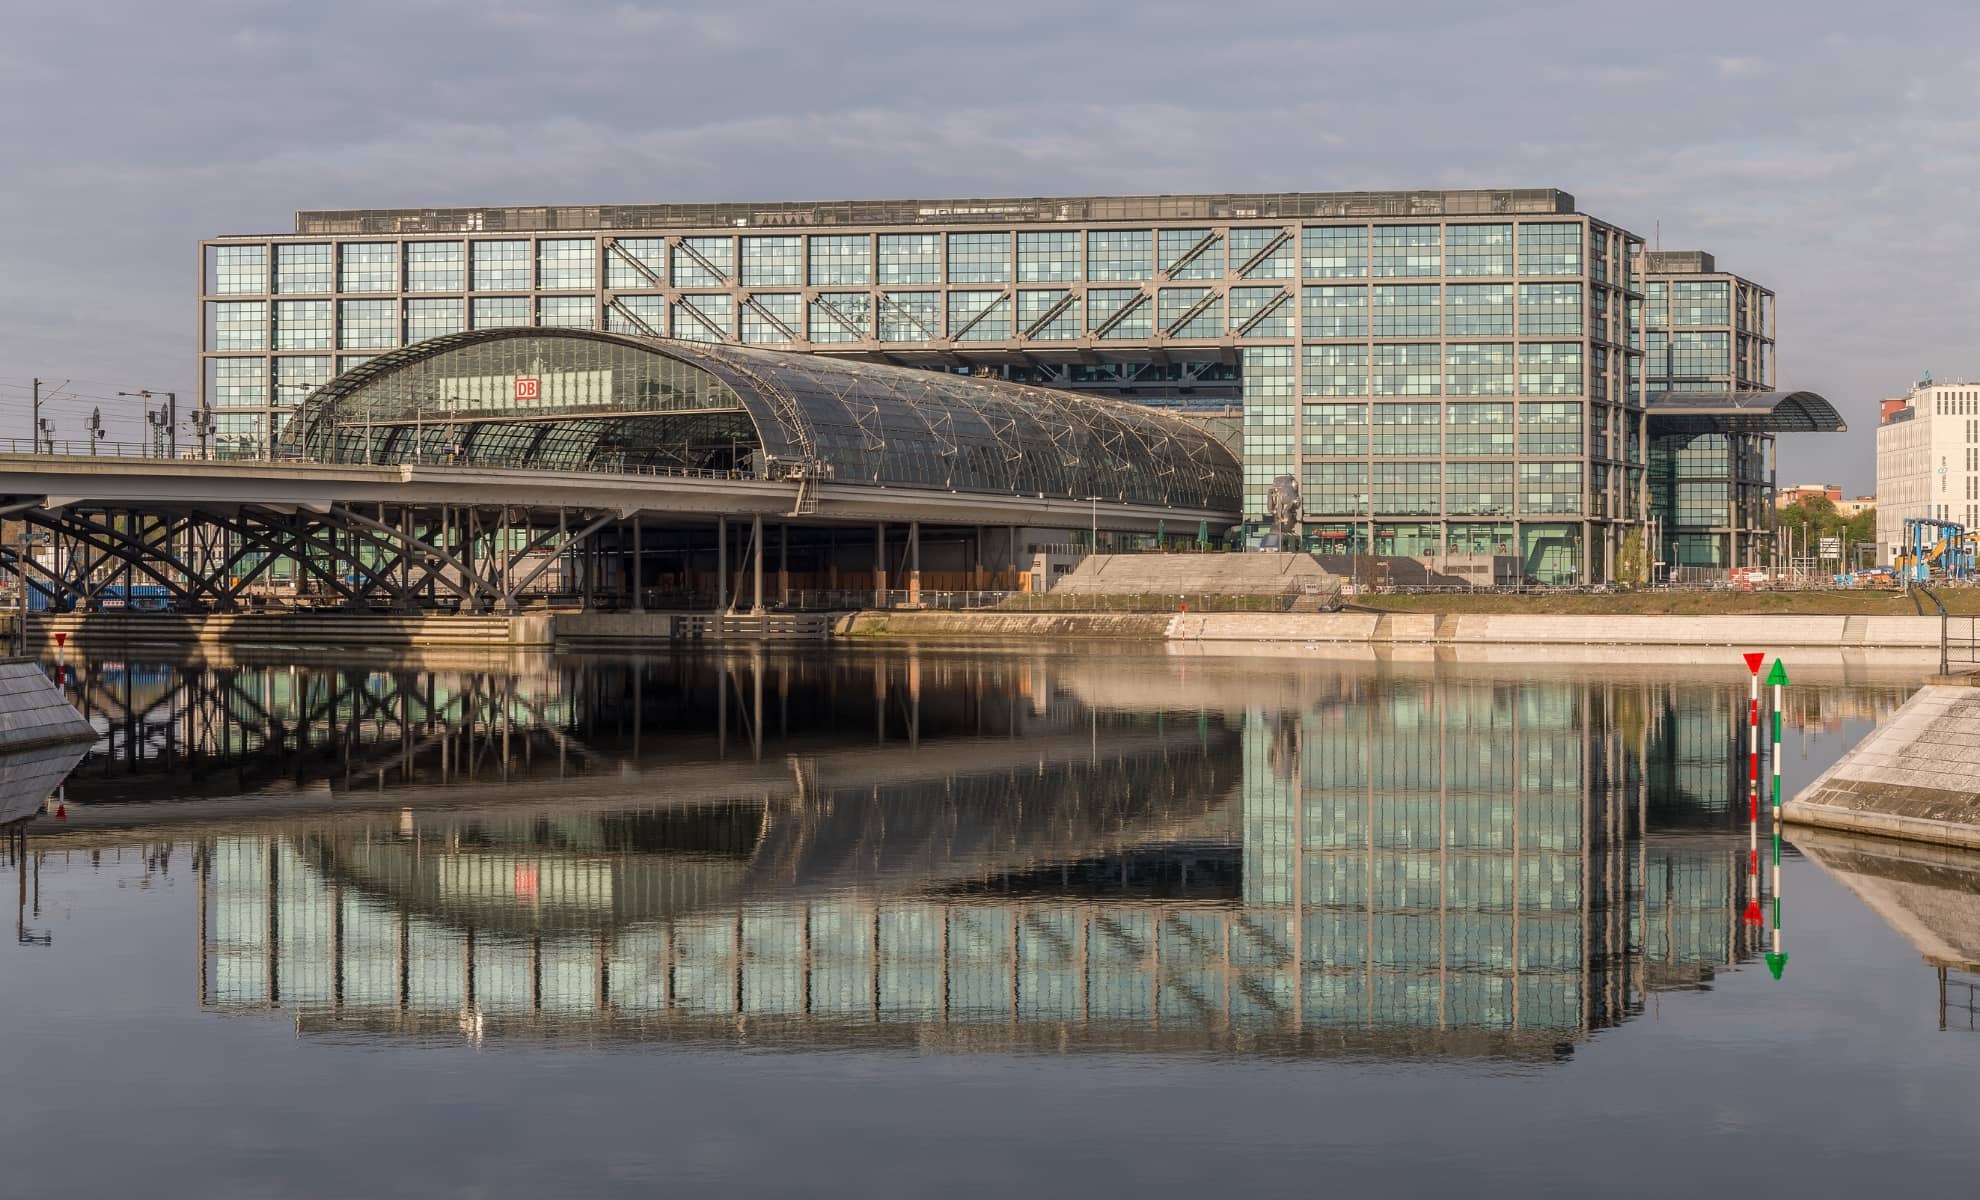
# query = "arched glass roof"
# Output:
<box><xmin>293</xmin><ymin>330</ymin><xmax>1240</xmax><ymax>510</ymax></box>
<box><xmin>1646</xmin><ymin>390</ymin><xmax>1846</xmax><ymax>435</ymax></box>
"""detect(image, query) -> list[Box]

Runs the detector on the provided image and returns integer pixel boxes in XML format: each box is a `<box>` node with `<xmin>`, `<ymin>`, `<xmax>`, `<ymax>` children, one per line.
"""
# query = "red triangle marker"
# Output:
<box><xmin>1743</xmin><ymin>899</ymin><xmax>1764</xmax><ymax>924</ymax></box>
<box><xmin>1742</xmin><ymin>652</ymin><xmax>1766</xmax><ymax>675</ymax></box>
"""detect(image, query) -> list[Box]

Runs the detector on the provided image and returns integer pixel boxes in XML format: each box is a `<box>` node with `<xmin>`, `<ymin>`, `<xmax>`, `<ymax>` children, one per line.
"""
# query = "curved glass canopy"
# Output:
<box><xmin>293</xmin><ymin>329</ymin><xmax>1240</xmax><ymax>510</ymax></box>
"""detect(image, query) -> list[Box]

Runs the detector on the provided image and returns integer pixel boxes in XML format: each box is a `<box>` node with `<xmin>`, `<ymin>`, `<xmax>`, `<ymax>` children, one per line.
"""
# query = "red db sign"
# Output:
<box><xmin>514</xmin><ymin>377</ymin><xmax>540</xmax><ymax>402</ymax></box>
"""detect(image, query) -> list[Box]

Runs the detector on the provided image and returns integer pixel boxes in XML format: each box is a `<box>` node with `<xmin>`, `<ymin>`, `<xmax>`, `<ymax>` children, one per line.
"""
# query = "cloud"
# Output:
<box><xmin>2</xmin><ymin>0</ymin><xmax>1977</xmax><ymax>487</ymax></box>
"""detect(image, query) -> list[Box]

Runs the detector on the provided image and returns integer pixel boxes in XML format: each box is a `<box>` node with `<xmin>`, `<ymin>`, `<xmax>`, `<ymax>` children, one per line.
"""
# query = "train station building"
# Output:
<box><xmin>201</xmin><ymin>189</ymin><xmax>1844</xmax><ymax>583</ymax></box>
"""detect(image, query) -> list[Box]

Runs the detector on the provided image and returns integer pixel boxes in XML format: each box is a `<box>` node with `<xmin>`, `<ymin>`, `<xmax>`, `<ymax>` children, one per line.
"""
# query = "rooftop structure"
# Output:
<box><xmin>294</xmin><ymin>328</ymin><xmax>1239</xmax><ymax>512</ymax></box>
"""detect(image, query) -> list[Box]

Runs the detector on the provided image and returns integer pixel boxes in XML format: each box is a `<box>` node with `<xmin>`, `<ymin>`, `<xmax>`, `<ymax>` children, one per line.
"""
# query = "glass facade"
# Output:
<box><xmin>202</xmin><ymin>189</ymin><xmax>1666</xmax><ymax>582</ymax></box>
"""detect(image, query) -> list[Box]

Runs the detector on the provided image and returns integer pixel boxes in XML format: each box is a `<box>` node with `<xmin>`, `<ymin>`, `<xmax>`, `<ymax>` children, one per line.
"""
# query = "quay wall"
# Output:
<box><xmin>845</xmin><ymin>610</ymin><xmax>1948</xmax><ymax>650</ymax></box>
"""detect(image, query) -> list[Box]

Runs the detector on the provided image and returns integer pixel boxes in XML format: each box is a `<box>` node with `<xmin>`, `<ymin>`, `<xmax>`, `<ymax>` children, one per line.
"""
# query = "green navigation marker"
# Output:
<box><xmin>1766</xmin><ymin>951</ymin><xmax>1788</xmax><ymax>979</ymax></box>
<box><xmin>1766</xmin><ymin>658</ymin><xmax>1790</xmax><ymax>686</ymax></box>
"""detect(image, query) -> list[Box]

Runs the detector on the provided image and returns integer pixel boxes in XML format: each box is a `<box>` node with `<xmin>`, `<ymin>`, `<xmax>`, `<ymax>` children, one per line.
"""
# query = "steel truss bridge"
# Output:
<box><xmin>0</xmin><ymin>453</ymin><xmax>1230</xmax><ymax>614</ymax></box>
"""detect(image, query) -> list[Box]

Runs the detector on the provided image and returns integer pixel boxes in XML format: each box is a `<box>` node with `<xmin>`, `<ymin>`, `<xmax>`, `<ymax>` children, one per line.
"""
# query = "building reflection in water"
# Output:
<box><xmin>43</xmin><ymin>653</ymin><xmax>1875</xmax><ymax>1061</ymax></box>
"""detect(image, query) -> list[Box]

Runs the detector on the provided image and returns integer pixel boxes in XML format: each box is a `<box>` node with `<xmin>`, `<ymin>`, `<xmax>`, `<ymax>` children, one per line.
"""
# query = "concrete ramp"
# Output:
<box><xmin>1784</xmin><ymin>686</ymin><xmax>1980</xmax><ymax>848</ymax></box>
<box><xmin>1051</xmin><ymin>552</ymin><xmax>1341</xmax><ymax>600</ymax></box>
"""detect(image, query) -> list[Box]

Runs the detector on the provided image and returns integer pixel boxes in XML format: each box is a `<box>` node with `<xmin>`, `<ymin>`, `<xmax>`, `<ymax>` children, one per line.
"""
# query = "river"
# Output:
<box><xmin>1</xmin><ymin>647</ymin><xmax>1975</xmax><ymax>1196</ymax></box>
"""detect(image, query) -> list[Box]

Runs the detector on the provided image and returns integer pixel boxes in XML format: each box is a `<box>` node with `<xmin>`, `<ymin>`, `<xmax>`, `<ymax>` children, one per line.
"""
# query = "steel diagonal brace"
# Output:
<box><xmin>326</xmin><ymin>505</ymin><xmax>496</xmax><ymax>608</ymax></box>
<box><xmin>498</xmin><ymin>512</ymin><xmax>616</xmax><ymax>608</ymax></box>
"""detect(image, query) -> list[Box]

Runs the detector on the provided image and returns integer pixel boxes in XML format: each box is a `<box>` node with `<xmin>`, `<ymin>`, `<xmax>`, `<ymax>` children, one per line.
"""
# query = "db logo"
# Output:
<box><xmin>514</xmin><ymin>377</ymin><xmax>540</xmax><ymax>402</ymax></box>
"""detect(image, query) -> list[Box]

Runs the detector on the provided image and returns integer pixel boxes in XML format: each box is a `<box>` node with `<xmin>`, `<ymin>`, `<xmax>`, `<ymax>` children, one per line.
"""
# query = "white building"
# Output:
<box><xmin>1875</xmin><ymin>379</ymin><xmax>1980</xmax><ymax>559</ymax></box>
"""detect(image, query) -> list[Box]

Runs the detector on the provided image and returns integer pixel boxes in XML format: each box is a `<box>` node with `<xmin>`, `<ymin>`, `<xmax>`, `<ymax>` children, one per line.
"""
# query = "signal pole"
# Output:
<box><xmin>30</xmin><ymin>379</ymin><xmax>38</xmax><ymax>453</ymax></box>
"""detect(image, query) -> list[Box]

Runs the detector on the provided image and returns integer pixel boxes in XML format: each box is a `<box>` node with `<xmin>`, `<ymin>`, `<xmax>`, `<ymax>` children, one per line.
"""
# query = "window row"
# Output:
<box><xmin>1294</xmin><ymin>402</ymin><xmax>1585</xmax><ymax>456</ymax></box>
<box><xmin>1300</xmin><ymin>463</ymin><xmax>1585</xmax><ymax>516</ymax></box>
<box><xmin>1296</xmin><ymin>344</ymin><xmax>1586</xmax><ymax>397</ymax></box>
<box><xmin>1301</xmin><ymin>283</ymin><xmax>1585</xmax><ymax>337</ymax></box>
<box><xmin>208</xmin><ymin>221</ymin><xmax>1604</xmax><ymax>298</ymax></box>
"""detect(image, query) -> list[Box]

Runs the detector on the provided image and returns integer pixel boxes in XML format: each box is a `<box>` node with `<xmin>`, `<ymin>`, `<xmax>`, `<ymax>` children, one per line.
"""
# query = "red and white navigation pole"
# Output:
<box><xmin>1742</xmin><ymin>651</ymin><xmax>1766</xmax><ymax>925</ymax></box>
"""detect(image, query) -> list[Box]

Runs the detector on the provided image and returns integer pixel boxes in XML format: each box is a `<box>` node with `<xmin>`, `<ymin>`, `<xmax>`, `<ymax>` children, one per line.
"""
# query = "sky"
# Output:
<box><xmin>2</xmin><ymin>0</ymin><xmax>1975</xmax><ymax>492</ymax></box>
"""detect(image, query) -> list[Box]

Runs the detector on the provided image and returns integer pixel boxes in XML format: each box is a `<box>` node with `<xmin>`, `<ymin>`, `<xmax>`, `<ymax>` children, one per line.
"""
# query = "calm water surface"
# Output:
<box><xmin>2</xmin><ymin>647</ymin><xmax>1976</xmax><ymax>1197</ymax></box>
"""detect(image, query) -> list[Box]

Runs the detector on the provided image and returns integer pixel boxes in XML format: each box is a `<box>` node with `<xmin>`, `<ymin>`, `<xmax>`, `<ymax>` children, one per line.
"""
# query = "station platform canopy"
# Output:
<box><xmin>1646</xmin><ymin>390</ymin><xmax>1847</xmax><ymax>435</ymax></box>
<box><xmin>292</xmin><ymin>329</ymin><xmax>1240</xmax><ymax>512</ymax></box>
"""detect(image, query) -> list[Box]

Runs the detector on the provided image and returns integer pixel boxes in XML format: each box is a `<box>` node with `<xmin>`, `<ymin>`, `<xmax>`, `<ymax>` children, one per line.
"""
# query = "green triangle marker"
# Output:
<box><xmin>1766</xmin><ymin>659</ymin><xmax>1790</xmax><ymax>686</ymax></box>
<box><xmin>1765</xmin><ymin>951</ymin><xmax>1788</xmax><ymax>979</ymax></box>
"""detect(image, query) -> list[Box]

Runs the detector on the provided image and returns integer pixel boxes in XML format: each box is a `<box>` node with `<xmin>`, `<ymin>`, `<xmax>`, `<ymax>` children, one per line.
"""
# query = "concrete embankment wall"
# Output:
<box><xmin>30</xmin><ymin>612</ymin><xmax>555</xmax><ymax>649</ymax></box>
<box><xmin>0</xmin><ymin>659</ymin><xmax>94</xmax><ymax>752</ymax></box>
<box><xmin>1171</xmin><ymin>612</ymin><xmax>1947</xmax><ymax>649</ymax></box>
<box><xmin>838</xmin><ymin>611</ymin><xmax>1175</xmax><ymax>640</ymax></box>
<box><xmin>844</xmin><ymin>610</ymin><xmax>1949</xmax><ymax>651</ymax></box>
<box><xmin>1784</xmin><ymin>686</ymin><xmax>1980</xmax><ymax>849</ymax></box>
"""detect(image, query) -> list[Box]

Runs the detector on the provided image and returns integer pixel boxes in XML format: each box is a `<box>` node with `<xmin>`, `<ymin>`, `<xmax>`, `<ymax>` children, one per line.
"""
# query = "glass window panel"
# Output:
<box><xmin>1228</xmin><ymin>287</ymin><xmax>1290</xmax><ymax>338</ymax></box>
<box><xmin>1519</xmin><ymin>343</ymin><xmax>1583</xmax><ymax>395</ymax></box>
<box><xmin>674</xmin><ymin>237</ymin><xmax>735</xmax><ymax>287</ymax></box>
<box><xmin>210</xmin><ymin>245</ymin><xmax>266</xmax><ymax>294</ymax></box>
<box><xmin>1518</xmin><ymin>283</ymin><xmax>1583</xmax><ymax>336</ymax></box>
<box><xmin>1158</xmin><ymin>228</ymin><xmax>1221</xmax><ymax>280</ymax></box>
<box><xmin>1372</xmin><ymin>226</ymin><xmax>1440</xmax><ymax>278</ymax></box>
<box><xmin>1087</xmin><ymin>230</ymin><xmax>1153</xmax><ymax>281</ymax></box>
<box><xmin>1446</xmin><ymin>283</ymin><xmax>1513</xmax><ymax>336</ymax></box>
<box><xmin>1446</xmin><ymin>344</ymin><xmax>1513</xmax><ymax>396</ymax></box>
<box><xmin>471</xmin><ymin>240</ymin><xmax>531</xmax><ymax>291</ymax></box>
<box><xmin>405</xmin><ymin>298</ymin><xmax>462</xmax><ymax>342</ymax></box>
<box><xmin>1157</xmin><ymin>287</ymin><xmax>1221</xmax><ymax>339</ymax></box>
<box><xmin>1017</xmin><ymin>289</ymin><xmax>1079</xmax><ymax>340</ymax></box>
<box><xmin>1518</xmin><ymin>223</ymin><xmax>1581</xmax><ymax>277</ymax></box>
<box><xmin>1446</xmin><ymin>401</ymin><xmax>1514</xmax><ymax>454</ymax></box>
<box><xmin>1302</xmin><ymin>462</ymin><xmax>1368</xmax><ymax>514</ymax></box>
<box><xmin>1372</xmin><ymin>285</ymin><xmax>1440</xmax><ymax>337</ymax></box>
<box><xmin>1374</xmin><ymin>462</ymin><xmax>1442</xmax><ymax>514</ymax></box>
<box><xmin>877</xmin><ymin>234</ymin><xmax>939</xmax><ymax>285</ymax></box>
<box><xmin>537</xmin><ymin>295</ymin><xmax>594</xmax><ymax>329</ymax></box>
<box><xmin>273</xmin><ymin>244</ymin><xmax>331</xmax><ymax>295</ymax></box>
<box><xmin>1086</xmin><ymin>288</ymin><xmax>1151</xmax><ymax>339</ymax></box>
<box><xmin>209</xmin><ymin>301</ymin><xmax>266</xmax><ymax>351</ymax></box>
<box><xmin>1373</xmin><ymin>403</ymin><xmax>1441</xmax><ymax>455</ymax></box>
<box><xmin>1446</xmin><ymin>224</ymin><xmax>1513</xmax><ymax>277</ymax></box>
<box><xmin>671</xmin><ymin>294</ymin><xmax>734</xmax><ymax>341</ymax></box>
<box><xmin>740</xmin><ymin>236</ymin><xmax>801</xmax><ymax>287</ymax></box>
<box><xmin>339</xmin><ymin>243</ymin><xmax>398</xmax><ymax>293</ymax></box>
<box><xmin>537</xmin><ymin>238</ymin><xmax>596</xmax><ymax>290</ymax></box>
<box><xmin>1302</xmin><ymin>286</ymin><xmax>1367</xmax><ymax>338</ymax></box>
<box><xmin>1229</xmin><ymin>227</ymin><xmax>1293</xmax><ymax>278</ymax></box>
<box><xmin>1016</xmin><ymin>231</ymin><xmax>1080</xmax><ymax>283</ymax></box>
<box><xmin>272</xmin><ymin>300</ymin><xmax>331</xmax><ymax>350</ymax></box>
<box><xmin>606</xmin><ymin>294</ymin><xmax>667</xmax><ymax>336</ymax></box>
<box><xmin>808</xmin><ymin>292</ymin><xmax>872</xmax><ymax>343</ymax></box>
<box><xmin>273</xmin><ymin>355</ymin><xmax>331</xmax><ymax>407</ymax></box>
<box><xmin>1302</xmin><ymin>345</ymin><xmax>1368</xmax><ymax>397</ymax></box>
<box><xmin>808</xmin><ymin>235</ymin><xmax>871</xmax><ymax>286</ymax></box>
<box><xmin>1301</xmin><ymin>403</ymin><xmax>1367</xmax><ymax>456</ymax></box>
<box><xmin>338</xmin><ymin>298</ymin><xmax>398</xmax><ymax>349</ymax></box>
<box><xmin>605</xmin><ymin>238</ymin><xmax>667</xmax><ymax>289</ymax></box>
<box><xmin>946</xmin><ymin>233</ymin><xmax>1010</xmax><ymax>284</ymax></box>
<box><xmin>1373</xmin><ymin>344</ymin><xmax>1442</xmax><ymax>396</ymax></box>
<box><xmin>877</xmin><ymin>291</ymin><xmax>940</xmax><ymax>342</ymax></box>
<box><xmin>1302</xmin><ymin>227</ymin><xmax>1367</xmax><ymax>278</ymax></box>
<box><xmin>1519</xmin><ymin>462</ymin><xmax>1583</xmax><ymax>514</ymax></box>
<box><xmin>470</xmin><ymin>296</ymin><xmax>531</xmax><ymax>329</ymax></box>
<box><xmin>947</xmin><ymin>290</ymin><xmax>1011</xmax><ymax>341</ymax></box>
<box><xmin>405</xmin><ymin>242</ymin><xmax>464</xmax><ymax>292</ymax></box>
<box><xmin>741</xmin><ymin>293</ymin><xmax>802</xmax><ymax>343</ymax></box>
<box><xmin>207</xmin><ymin>357</ymin><xmax>265</xmax><ymax>408</ymax></box>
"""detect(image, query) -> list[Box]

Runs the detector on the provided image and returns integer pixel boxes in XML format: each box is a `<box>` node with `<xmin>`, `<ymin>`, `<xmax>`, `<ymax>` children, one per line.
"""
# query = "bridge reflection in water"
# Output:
<box><xmin>51</xmin><ymin>654</ymin><xmax>1780</xmax><ymax>1061</ymax></box>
